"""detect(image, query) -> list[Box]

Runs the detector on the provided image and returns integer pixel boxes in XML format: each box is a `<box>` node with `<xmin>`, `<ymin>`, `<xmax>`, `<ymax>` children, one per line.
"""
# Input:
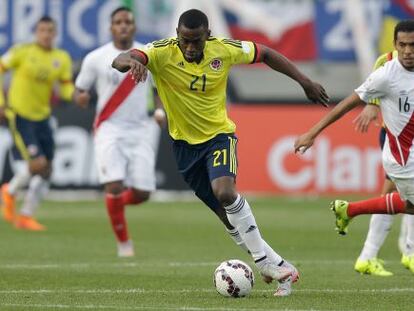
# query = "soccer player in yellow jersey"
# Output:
<box><xmin>0</xmin><ymin>16</ymin><xmax>74</xmax><ymax>231</ymax></box>
<box><xmin>353</xmin><ymin>51</ymin><xmax>414</xmax><ymax>276</ymax></box>
<box><xmin>113</xmin><ymin>9</ymin><xmax>329</xmax><ymax>297</ymax></box>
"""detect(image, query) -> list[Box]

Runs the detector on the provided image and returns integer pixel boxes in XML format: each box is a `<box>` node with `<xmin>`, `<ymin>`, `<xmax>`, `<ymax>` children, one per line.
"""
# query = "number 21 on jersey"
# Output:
<box><xmin>190</xmin><ymin>74</ymin><xmax>207</xmax><ymax>92</ymax></box>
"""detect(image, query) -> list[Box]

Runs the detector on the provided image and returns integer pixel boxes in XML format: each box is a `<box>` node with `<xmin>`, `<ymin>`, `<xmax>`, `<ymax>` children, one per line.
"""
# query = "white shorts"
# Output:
<box><xmin>94</xmin><ymin>122</ymin><xmax>159</xmax><ymax>191</ymax></box>
<box><xmin>390</xmin><ymin>177</ymin><xmax>414</xmax><ymax>204</ymax></box>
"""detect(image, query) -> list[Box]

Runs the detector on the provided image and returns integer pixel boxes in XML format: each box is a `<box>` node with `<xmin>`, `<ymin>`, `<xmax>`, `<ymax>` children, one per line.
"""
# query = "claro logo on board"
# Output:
<box><xmin>267</xmin><ymin>136</ymin><xmax>383</xmax><ymax>192</ymax></box>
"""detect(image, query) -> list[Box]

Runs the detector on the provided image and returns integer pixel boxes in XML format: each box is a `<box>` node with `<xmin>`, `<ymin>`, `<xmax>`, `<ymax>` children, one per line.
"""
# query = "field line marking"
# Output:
<box><xmin>0</xmin><ymin>288</ymin><xmax>413</xmax><ymax>294</ymax></box>
<box><xmin>0</xmin><ymin>303</ymin><xmax>314</xmax><ymax>311</ymax></box>
<box><xmin>0</xmin><ymin>259</ymin><xmax>376</xmax><ymax>270</ymax></box>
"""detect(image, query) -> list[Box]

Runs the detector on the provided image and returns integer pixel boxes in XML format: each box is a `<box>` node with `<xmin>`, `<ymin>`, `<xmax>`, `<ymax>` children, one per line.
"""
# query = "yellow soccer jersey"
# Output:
<box><xmin>0</xmin><ymin>43</ymin><xmax>74</xmax><ymax>121</ymax></box>
<box><xmin>138</xmin><ymin>37</ymin><xmax>257</xmax><ymax>144</ymax></box>
<box><xmin>369</xmin><ymin>50</ymin><xmax>398</xmax><ymax>106</ymax></box>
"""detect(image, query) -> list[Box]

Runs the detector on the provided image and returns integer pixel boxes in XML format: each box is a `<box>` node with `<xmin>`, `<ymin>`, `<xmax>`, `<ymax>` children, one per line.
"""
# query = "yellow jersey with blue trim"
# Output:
<box><xmin>138</xmin><ymin>37</ymin><xmax>257</xmax><ymax>144</ymax></box>
<box><xmin>0</xmin><ymin>43</ymin><xmax>74</xmax><ymax>121</ymax></box>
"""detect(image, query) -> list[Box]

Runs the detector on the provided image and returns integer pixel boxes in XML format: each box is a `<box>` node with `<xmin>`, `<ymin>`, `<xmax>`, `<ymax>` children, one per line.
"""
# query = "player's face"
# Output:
<box><xmin>35</xmin><ymin>22</ymin><xmax>56</xmax><ymax>50</ymax></box>
<box><xmin>395</xmin><ymin>31</ymin><xmax>414</xmax><ymax>70</ymax></box>
<box><xmin>177</xmin><ymin>25</ymin><xmax>210</xmax><ymax>63</ymax></box>
<box><xmin>111</xmin><ymin>11</ymin><xmax>136</xmax><ymax>47</ymax></box>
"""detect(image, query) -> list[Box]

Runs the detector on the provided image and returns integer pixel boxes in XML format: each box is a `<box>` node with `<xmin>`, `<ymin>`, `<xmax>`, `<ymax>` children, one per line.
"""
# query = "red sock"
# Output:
<box><xmin>122</xmin><ymin>188</ymin><xmax>144</xmax><ymax>206</ymax></box>
<box><xmin>348</xmin><ymin>192</ymin><xmax>406</xmax><ymax>217</ymax></box>
<box><xmin>105</xmin><ymin>193</ymin><xmax>128</xmax><ymax>242</ymax></box>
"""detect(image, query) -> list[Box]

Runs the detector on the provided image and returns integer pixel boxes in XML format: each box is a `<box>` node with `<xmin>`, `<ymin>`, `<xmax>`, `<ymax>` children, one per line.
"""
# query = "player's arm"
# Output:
<box><xmin>353</xmin><ymin>103</ymin><xmax>380</xmax><ymax>133</ymax></box>
<box><xmin>73</xmin><ymin>53</ymin><xmax>98</xmax><ymax>109</ymax></box>
<box><xmin>256</xmin><ymin>44</ymin><xmax>329</xmax><ymax>107</ymax></box>
<box><xmin>112</xmin><ymin>50</ymin><xmax>147</xmax><ymax>82</ymax></box>
<box><xmin>294</xmin><ymin>92</ymin><xmax>364</xmax><ymax>154</ymax></box>
<box><xmin>0</xmin><ymin>50</ymin><xmax>14</xmax><ymax>122</ymax></box>
<box><xmin>0</xmin><ymin>63</ymin><xmax>7</xmax><ymax>122</ymax></box>
<box><xmin>58</xmin><ymin>52</ymin><xmax>75</xmax><ymax>103</ymax></box>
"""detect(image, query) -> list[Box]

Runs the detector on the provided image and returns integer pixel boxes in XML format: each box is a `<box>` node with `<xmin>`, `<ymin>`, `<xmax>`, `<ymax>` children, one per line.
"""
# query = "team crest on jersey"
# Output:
<box><xmin>210</xmin><ymin>58</ymin><xmax>223</xmax><ymax>71</ymax></box>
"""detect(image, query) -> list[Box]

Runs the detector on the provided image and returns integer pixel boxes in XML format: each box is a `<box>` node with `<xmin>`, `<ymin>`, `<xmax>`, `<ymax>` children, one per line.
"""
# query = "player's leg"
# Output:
<box><xmin>403</xmin><ymin>214</ymin><xmax>414</xmax><ymax>272</ymax></box>
<box><xmin>122</xmin><ymin>136</ymin><xmax>156</xmax><ymax>206</ymax></box>
<box><xmin>399</xmin><ymin>214</ymin><xmax>410</xmax><ymax>268</ymax></box>
<box><xmin>2</xmin><ymin>113</ymin><xmax>38</xmax><ymax>224</ymax></box>
<box><xmin>2</xmin><ymin>161</ymin><xmax>30</xmax><ymax>223</ymax></box>
<box><xmin>355</xmin><ymin>178</ymin><xmax>396</xmax><ymax>276</ymax></box>
<box><xmin>95</xmin><ymin>133</ymin><xmax>132</xmax><ymax>257</ymax></box>
<box><xmin>207</xmin><ymin>134</ymin><xmax>298</xmax><ymax>296</ymax></box>
<box><xmin>16</xmin><ymin>118</ymin><xmax>55</xmax><ymax>231</ymax></box>
<box><xmin>331</xmin><ymin>178</ymin><xmax>414</xmax><ymax>235</ymax></box>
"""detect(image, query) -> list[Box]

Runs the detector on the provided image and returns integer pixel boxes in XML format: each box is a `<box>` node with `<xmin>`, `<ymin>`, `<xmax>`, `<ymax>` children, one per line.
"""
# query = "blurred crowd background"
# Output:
<box><xmin>1</xmin><ymin>0</ymin><xmax>414</xmax><ymax>196</ymax></box>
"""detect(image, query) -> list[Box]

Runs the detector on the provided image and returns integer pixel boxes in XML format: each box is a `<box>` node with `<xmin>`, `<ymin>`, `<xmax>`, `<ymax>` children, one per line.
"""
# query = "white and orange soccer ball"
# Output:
<box><xmin>213</xmin><ymin>259</ymin><xmax>254</xmax><ymax>297</ymax></box>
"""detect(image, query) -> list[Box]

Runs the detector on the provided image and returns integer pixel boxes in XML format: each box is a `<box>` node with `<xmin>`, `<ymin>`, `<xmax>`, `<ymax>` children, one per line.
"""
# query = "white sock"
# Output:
<box><xmin>262</xmin><ymin>240</ymin><xmax>283</xmax><ymax>264</ymax></box>
<box><xmin>20</xmin><ymin>175</ymin><xmax>49</xmax><ymax>217</ymax></box>
<box><xmin>8</xmin><ymin>162</ymin><xmax>31</xmax><ymax>195</ymax></box>
<box><xmin>224</xmin><ymin>194</ymin><xmax>266</xmax><ymax>262</ymax></box>
<box><xmin>226</xmin><ymin>228</ymin><xmax>283</xmax><ymax>264</ymax></box>
<box><xmin>399</xmin><ymin>214</ymin><xmax>410</xmax><ymax>254</ymax></box>
<box><xmin>358</xmin><ymin>214</ymin><xmax>394</xmax><ymax>261</ymax></box>
<box><xmin>404</xmin><ymin>215</ymin><xmax>414</xmax><ymax>256</ymax></box>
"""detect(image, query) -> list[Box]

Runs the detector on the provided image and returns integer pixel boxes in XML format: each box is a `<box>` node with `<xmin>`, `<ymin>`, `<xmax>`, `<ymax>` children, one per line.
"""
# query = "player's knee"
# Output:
<box><xmin>104</xmin><ymin>182</ymin><xmax>124</xmax><ymax>195</ymax></box>
<box><xmin>134</xmin><ymin>190</ymin><xmax>151</xmax><ymax>202</ymax></box>
<box><xmin>213</xmin><ymin>188</ymin><xmax>237</xmax><ymax>206</ymax></box>
<box><xmin>406</xmin><ymin>200</ymin><xmax>414</xmax><ymax>214</ymax></box>
<box><xmin>28</xmin><ymin>157</ymin><xmax>49</xmax><ymax>177</ymax></box>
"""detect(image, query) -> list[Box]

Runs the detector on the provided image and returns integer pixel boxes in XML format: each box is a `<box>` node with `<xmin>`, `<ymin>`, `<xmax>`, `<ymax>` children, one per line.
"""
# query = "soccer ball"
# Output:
<box><xmin>213</xmin><ymin>259</ymin><xmax>254</xmax><ymax>297</ymax></box>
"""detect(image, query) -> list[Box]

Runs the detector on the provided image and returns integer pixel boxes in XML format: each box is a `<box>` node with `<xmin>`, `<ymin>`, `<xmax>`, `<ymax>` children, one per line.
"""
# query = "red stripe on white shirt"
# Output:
<box><xmin>385</xmin><ymin>111</ymin><xmax>414</xmax><ymax>166</ymax></box>
<box><xmin>93</xmin><ymin>73</ymin><xmax>137</xmax><ymax>130</ymax></box>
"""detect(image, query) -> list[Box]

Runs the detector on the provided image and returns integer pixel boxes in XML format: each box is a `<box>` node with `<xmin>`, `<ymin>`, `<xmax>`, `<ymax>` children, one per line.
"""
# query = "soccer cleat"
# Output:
<box><xmin>1</xmin><ymin>183</ymin><xmax>16</xmax><ymax>223</ymax></box>
<box><xmin>259</xmin><ymin>260</ymin><xmax>299</xmax><ymax>297</ymax></box>
<box><xmin>406</xmin><ymin>255</ymin><xmax>414</xmax><ymax>274</ymax></box>
<box><xmin>274</xmin><ymin>261</ymin><xmax>299</xmax><ymax>297</ymax></box>
<box><xmin>330</xmin><ymin>200</ymin><xmax>352</xmax><ymax>235</ymax></box>
<box><xmin>354</xmin><ymin>258</ymin><xmax>393</xmax><ymax>276</ymax></box>
<box><xmin>117</xmin><ymin>240</ymin><xmax>135</xmax><ymax>258</ymax></box>
<box><xmin>15</xmin><ymin>215</ymin><xmax>46</xmax><ymax>231</ymax></box>
<box><xmin>401</xmin><ymin>254</ymin><xmax>410</xmax><ymax>269</ymax></box>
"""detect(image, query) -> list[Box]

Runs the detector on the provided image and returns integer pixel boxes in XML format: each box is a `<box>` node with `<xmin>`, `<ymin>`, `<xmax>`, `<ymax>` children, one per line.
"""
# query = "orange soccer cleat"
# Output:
<box><xmin>1</xmin><ymin>183</ymin><xmax>16</xmax><ymax>223</ymax></box>
<box><xmin>14</xmin><ymin>215</ymin><xmax>46</xmax><ymax>231</ymax></box>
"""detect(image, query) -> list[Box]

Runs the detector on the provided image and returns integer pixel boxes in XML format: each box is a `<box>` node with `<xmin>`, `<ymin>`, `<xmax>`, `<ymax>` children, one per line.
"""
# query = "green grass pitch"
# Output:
<box><xmin>0</xmin><ymin>196</ymin><xmax>413</xmax><ymax>310</ymax></box>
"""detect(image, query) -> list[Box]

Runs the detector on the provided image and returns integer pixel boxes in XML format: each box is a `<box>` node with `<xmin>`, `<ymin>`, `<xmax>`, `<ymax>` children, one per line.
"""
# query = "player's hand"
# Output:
<box><xmin>294</xmin><ymin>132</ymin><xmax>315</xmax><ymax>154</ymax></box>
<box><xmin>353</xmin><ymin>104</ymin><xmax>380</xmax><ymax>133</ymax></box>
<box><xmin>153</xmin><ymin>108</ymin><xmax>167</xmax><ymax>128</ymax></box>
<box><xmin>75</xmin><ymin>90</ymin><xmax>91</xmax><ymax>109</ymax></box>
<box><xmin>302</xmin><ymin>80</ymin><xmax>330</xmax><ymax>107</ymax></box>
<box><xmin>129</xmin><ymin>59</ymin><xmax>147</xmax><ymax>83</ymax></box>
<box><xmin>0</xmin><ymin>106</ymin><xmax>6</xmax><ymax>125</ymax></box>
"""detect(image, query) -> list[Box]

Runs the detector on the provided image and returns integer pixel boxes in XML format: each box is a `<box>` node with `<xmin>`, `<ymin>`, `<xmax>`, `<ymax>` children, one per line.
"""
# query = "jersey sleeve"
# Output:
<box><xmin>75</xmin><ymin>52</ymin><xmax>97</xmax><ymax>91</ymax></box>
<box><xmin>369</xmin><ymin>51</ymin><xmax>396</xmax><ymax>105</ymax></box>
<box><xmin>221</xmin><ymin>39</ymin><xmax>257</xmax><ymax>65</ymax></box>
<box><xmin>59</xmin><ymin>51</ymin><xmax>74</xmax><ymax>101</ymax></box>
<box><xmin>0</xmin><ymin>44</ymin><xmax>26</xmax><ymax>71</ymax></box>
<box><xmin>0</xmin><ymin>44</ymin><xmax>26</xmax><ymax>107</ymax></box>
<box><xmin>138</xmin><ymin>41</ymin><xmax>170</xmax><ymax>75</ymax></box>
<box><xmin>355</xmin><ymin>67</ymin><xmax>388</xmax><ymax>103</ymax></box>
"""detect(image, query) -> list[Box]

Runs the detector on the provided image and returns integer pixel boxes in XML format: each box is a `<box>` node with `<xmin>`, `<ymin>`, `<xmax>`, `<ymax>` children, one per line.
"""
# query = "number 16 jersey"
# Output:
<box><xmin>136</xmin><ymin>37</ymin><xmax>257</xmax><ymax>144</ymax></box>
<box><xmin>355</xmin><ymin>58</ymin><xmax>414</xmax><ymax>178</ymax></box>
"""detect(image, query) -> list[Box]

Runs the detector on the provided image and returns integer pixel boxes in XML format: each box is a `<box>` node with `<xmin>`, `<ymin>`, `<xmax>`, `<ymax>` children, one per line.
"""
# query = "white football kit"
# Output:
<box><xmin>75</xmin><ymin>42</ymin><xmax>159</xmax><ymax>190</ymax></box>
<box><xmin>355</xmin><ymin>58</ymin><xmax>414</xmax><ymax>201</ymax></box>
